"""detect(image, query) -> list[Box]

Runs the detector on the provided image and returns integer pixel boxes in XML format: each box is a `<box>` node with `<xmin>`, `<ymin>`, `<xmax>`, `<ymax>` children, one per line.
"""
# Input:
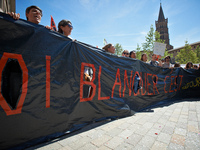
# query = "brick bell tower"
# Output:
<box><xmin>155</xmin><ymin>3</ymin><xmax>173</xmax><ymax>50</ymax></box>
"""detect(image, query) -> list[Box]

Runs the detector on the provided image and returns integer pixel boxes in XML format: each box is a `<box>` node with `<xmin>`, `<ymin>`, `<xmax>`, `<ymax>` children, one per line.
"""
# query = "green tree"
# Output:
<box><xmin>162</xmin><ymin>50</ymin><xmax>173</xmax><ymax>59</ymax></box>
<box><xmin>141</xmin><ymin>24</ymin><xmax>165</xmax><ymax>61</ymax></box>
<box><xmin>142</xmin><ymin>24</ymin><xmax>154</xmax><ymax>52</ymax></box>
<box><xmin>114</xmin><ymin>43</ymin><xmax>123</xmax><ymax>56</ymax></box>
<box><xmin>154</xmin><ymin>31</ymin><xmax>165</xmax><ymax>43</ymax></box>
<box><xmin>136</xmin><ymin>44</ymin><xmax>142</xmax><ymax>59</ymax></box>
<box><xmin>194</xmin><ymin>45</ymin><xmax>200</xmax><ymax>61</ymax></box>
<box><xmin>175</xmin><ymin>41</ymin><xmax>198</xmax><ymax>64</ymax></box>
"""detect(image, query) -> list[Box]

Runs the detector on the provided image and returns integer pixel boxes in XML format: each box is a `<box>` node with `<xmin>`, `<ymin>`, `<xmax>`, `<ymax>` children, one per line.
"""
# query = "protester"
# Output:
<box><xmin>83</xmin><ymin>66</ymin><xmax>93</xmax><ymax>98</ymax></box>
<box><xmin>140</xmin><ymin>53</ymin><xmax>147</xmax><ymax>63</ymax></box>
<box><xmin>162</xmin><ymin>55</ymin><xmax>172</xmax><ymax>68</ymax></box>
<box><xmin>174</xmin><ymin>62</ymin><xmax>180</xmax><ymax>68</ymax></box>
<box><xmin>58</xmin><ymin>19</ymin><xmax>73</xmax><ymax>37</ymax></box>
<box><xmin>129</xmin><ymin>51</ymin><xmax>136</xmax><ymax>59</ymax></box>
<box><xmin>102</xmin><ymin>43</ymin><xmax>115</xmax><ymax>54</ymax></box>
<box><xmin>193</xmin><ymin>65</ymin><xmax>198</xmax><ymax>70</ymax></box>
<box><xmin>7</xmin><ymin>5</ymin><xmax>53</xmax><ymax>30</ymax></box>
<box><xmin>149</xmin><ymin>54</ymin><xmax>162</xmax><ymax>66</ymax></box>
<box><xmin>8</xmin><ymin>5</ymin><xmax>42</xmax><ymax>24</ymax></box>
<box><xmin>122</xmin><ymin>50</ymin><xmax>129</xmax><ymax>57</ymax></box>
<box><xmin>185</xmin><ymin>62</ymin><xmax>193</xmax><ymax>69</ymax></box>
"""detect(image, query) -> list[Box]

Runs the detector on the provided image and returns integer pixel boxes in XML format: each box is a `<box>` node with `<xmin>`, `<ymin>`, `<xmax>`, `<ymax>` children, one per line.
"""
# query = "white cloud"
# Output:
<box><xmin>140</xmin><ymin>31</ymin><xmax>147</xmax><ymax>35</ymax></box>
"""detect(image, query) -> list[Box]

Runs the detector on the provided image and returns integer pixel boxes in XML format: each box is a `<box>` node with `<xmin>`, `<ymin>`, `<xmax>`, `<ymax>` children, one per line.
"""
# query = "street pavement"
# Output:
<box><xmin>26</xmin><ymin>98</ymin><xmax>200</xmax><ymax>150</ymax></box>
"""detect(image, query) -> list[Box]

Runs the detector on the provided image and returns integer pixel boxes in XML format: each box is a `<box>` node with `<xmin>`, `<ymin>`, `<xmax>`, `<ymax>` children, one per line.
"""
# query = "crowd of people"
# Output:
<box><xmin>6</xmin><ymin>5</ymin><xmax>200</xmax><ymax>100</ymax></box>
<box><xmin>105</xmin><ymin>45</ymin><xmax>199</xmax><ymax>70</ymax></box>
<box><xmin>7</xmin><ymin>5</ymin><xmax>200</xmax><ymax>71</ymax></box>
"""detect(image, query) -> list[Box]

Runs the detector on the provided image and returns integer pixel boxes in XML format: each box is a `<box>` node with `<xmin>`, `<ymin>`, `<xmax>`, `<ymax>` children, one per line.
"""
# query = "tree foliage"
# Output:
<box><xmin>114</xmin><ymin>43</ymin><xmax>123</xmax><ymax>56</ymax></box>
<box><xmin>142</xmin><ymin>24</ymin><xmax>154</xmax><ymax>52</ymax></box>
<box><xmin>194</xmin><ymin>45</ymin><xmax>200</xmax><ymax>61</ymax></box>
<box><xmin>140</xmin><ymin>24</ymin><xmax>165</xmax><ymax>61</ymax></box>
<box><xmin>175</xmin><ymin>41</ymin><xmax>198</xmax><ymax>64</ymax></box>
<box><xmin>162</xmin><ymin>50</ymin><xmax>173</xmax><ymax>59</ymax></box>
<box><xmin>136</xmin><ymin>43</ymin><xmax>142</xmax><ymax>59</ymax></box>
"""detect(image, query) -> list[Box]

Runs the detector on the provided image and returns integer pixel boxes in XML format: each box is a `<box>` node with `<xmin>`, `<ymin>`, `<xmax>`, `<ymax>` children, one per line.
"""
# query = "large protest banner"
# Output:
<box><xmin>0</xmin><ymin>13</ymin><xmax>200</xmax><ymax>149</ymax></box>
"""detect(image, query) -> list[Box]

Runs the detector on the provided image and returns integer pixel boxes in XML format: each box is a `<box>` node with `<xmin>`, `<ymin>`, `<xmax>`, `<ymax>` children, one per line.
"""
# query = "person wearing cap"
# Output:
<box><xmin>58</xmin><ymin>19</ymin><xmax>73</xmax><ymax>37</ymax></box>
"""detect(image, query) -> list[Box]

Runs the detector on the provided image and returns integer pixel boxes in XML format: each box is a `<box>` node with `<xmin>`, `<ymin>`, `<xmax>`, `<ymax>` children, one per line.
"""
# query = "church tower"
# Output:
<box><xmin>155</xmin><ymin>3</ymin><xmax>173</xmax><ymax>50</ymax></box>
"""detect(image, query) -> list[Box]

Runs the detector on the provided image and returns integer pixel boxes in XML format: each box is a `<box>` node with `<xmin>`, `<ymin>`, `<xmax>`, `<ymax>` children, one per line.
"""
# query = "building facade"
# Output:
<box><xmin>155</xmin><ymin>3</ymin><xmax>173</xmax><ymax>50</ymax></box>
<box><xmin>0</xmin><ymin>0</ymin><xmax>15</xmax><ymax>13</ymax></box>
<box><xmin>168</xmin><ymin>41</ymin><xmax>200</xmax><ymax>58</ymax></box>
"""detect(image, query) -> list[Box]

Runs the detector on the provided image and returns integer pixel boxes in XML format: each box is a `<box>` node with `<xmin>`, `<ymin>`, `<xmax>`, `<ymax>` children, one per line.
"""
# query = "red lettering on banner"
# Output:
<box><xmin>140</xmin><ymin>72</ymin><xmax>146</xmax><ymax>95</ymax></box>
<box><xmin>80</xmin><ymin>63</ymin><xmax>96</xmax><ymax>102</ymax></box>
<box><xmin>169</xmin><ymin>76</ymin><xmax>174</xmax><ymax>93</ymax></box>
<box><xmin>123</xmin><ymin>70</ymin><xmax>132</xmax><ymax>97</ymax></box>
<box><xmin>164</xmin><ymin>76</ymin><xmax>169</xmax><ymax>93</ymax></box>
<box><xmin>111</xmin><ymin>69</ymin><xmax>121</xmax><ymax>98</ymax></box>
<box><xmin>0</xmin><ymin>52</ymin><xmax>28</xmax><ymax>115</ymax></box>
<box><xmin>147</xmin><ymin>73</ymin><xmax>153</xmax><ymax>95</ymax></box>
<box><xmin>46</xmin><ymin>56</ymin><xmax>51</xmax><ymax>108</ymax></box>
<box><xmin>133</xmin><ymin>71</ymin><xmax>140</xmax><ymax>96</ymax></box>
<box><xmin>98</xmin><ymin>66</ymin><xmax>110</xmax><ymax>100</ymax></box>
<box><xmin>152</xmin><ymin>74</ymin><xmax>159</xmax><ymax>94</ymax></box>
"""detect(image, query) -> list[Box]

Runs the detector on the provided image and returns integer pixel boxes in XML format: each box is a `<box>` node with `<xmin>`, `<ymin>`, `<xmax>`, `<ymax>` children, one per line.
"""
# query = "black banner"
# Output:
<box><xmin>0</xmin><ymin>13</ymin><xmax>200</xmax><ymax>149</ymax></box>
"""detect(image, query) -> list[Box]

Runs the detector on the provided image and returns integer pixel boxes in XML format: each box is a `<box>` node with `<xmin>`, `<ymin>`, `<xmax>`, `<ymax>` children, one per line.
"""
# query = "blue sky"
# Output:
<box><xmin>16</xmin><ymin>0</ymin><xmax>200</xmax><ymax>51</ymax></box>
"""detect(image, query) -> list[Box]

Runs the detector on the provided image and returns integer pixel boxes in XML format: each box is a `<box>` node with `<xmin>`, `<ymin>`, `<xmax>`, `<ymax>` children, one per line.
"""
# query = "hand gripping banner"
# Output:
<box><xmin>0</xmin><ymin>12</ymin><xmax>200</xmax><ymax>149</ymax></box>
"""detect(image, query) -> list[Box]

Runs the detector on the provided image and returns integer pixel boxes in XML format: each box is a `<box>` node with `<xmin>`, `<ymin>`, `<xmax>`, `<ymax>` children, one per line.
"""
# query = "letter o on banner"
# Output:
<box><xmin>0</xmin><ymin>52</ymin><xmax>28</xmax><ymax>115</ymax></box>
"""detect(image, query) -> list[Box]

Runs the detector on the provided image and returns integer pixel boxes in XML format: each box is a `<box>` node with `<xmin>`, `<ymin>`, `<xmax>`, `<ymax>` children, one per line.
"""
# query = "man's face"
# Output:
<box><xmin>165</xmin><ymin>57</ymin><xmax>170</xmax><ymax>62</ymax></box>
<box><xmin>108</xmin><ymin>45</ymin><xmax>115</xmax><ymax>54</ymax></box>
<box><xmin>152</xmin><ymin>54</ymin><xmax>157</xmax><ymax>61</ymax></box>
<box><xmin>26</xmin><ymin>8</ymin><xmax>42</xmax><ymax>24</ymax></box>
<box><xmin>123</xmin><ymin>51</ymin><xmax>129</xmax><ymax>57</ymax></box>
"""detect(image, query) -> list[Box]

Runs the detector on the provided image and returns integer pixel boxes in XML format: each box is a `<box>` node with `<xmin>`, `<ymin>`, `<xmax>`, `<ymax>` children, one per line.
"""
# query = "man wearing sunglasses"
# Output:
<box><xmin>122</xmin><ymin>50</ymin><xmax>129</xmax><ymax>57</ymax></box>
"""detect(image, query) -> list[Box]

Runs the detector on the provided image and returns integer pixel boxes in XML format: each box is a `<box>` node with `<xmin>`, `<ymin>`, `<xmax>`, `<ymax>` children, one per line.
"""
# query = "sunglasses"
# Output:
<box><xmin>123</xmin><ymin>53</ymin><xmax>129</xmax><ymax>55</ymax></box>
<box><xmin>67</xmin><ymin>24</ymin><xmax>73</xmax><ymax>28</ymax></box>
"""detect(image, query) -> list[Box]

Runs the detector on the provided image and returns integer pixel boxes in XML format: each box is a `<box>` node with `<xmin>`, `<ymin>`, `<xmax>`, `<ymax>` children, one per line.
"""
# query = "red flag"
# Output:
<box><xmin>50</xmin><ymin>15</ymin><xmax>57</xmax><ymax>31</ymax></box>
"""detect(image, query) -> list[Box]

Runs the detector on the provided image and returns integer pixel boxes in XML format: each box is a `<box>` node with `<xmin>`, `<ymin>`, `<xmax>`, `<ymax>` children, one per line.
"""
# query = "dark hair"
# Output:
<box><xmin>193</xmin><ymin>65</ymin><xmax>198</xmax><ymax>69</ymax></box>
<box><xmin>129</xmin><ymin>51</ymin><xmax>135</xmax><ymax>58</ymax></box>
<box><xmin>58</xmin><ymin>19</ymin><xmax>72</xmax><ymax>34</ymax></box>
<box><xmin>164</xmin><ymin>55</ymin><xmax>171</xmax><ymax>61</ymax></box>
<box><xmin>26</xmin><ymin>5</ymin><xmax>42</xmax><ymax>20</ymax></box>
<box><xmin>141</xmin><ymin>53</ymin><xmax>147</xmax><ymax>61</ymax></box>
<box><xmin>174</xmin><ymin>62</ymin><xmax>180</xmax><ymax>67</ymax></box>
<box><xmin>102</xmin><ymin>43</ymin><xmax>112</xmax><ymax>52</ymax></box>
<box><xmin>185</xmin><ymin>62</ymin><xmax>193</xmax><ymax>69</ymax></box>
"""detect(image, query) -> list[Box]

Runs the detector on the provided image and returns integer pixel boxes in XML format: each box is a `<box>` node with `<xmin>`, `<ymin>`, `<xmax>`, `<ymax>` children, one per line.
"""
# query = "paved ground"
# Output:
<box><xmin>26</xmin><ymin>98</ymin><xmax>200</xmax><ymax>150</ymax></box>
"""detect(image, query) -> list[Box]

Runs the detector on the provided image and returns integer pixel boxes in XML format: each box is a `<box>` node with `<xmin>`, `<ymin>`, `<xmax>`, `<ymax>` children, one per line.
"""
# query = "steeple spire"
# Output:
<box><xmin>155</xmin><ymin>2</ymin><xmax>173</xmax><ymax>50</ymax></box>
<box><xmin>158</xmin><ymin>2</ymin><xmax>165</xmax><ymax>21</ymax></box>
